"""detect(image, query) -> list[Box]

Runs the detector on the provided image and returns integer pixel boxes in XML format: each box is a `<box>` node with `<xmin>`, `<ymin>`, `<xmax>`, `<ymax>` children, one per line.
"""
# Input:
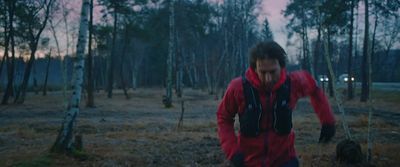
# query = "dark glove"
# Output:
<box><xmin>230</xmin><ymin>152</ymin><xmax>245</xmax><ymax>167</ymax></box>
<box><xmin>319</xmin><ymin>124</ymin><xmax>335</xmax><ymax>143</ymax></box>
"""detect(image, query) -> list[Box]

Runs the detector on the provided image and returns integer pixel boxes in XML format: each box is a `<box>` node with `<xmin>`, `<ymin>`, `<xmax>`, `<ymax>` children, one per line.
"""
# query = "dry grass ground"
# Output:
<box><xmin>0</xmin><ymin>88</ymin><xmax>399</xmax><ymax>167</ymax></box>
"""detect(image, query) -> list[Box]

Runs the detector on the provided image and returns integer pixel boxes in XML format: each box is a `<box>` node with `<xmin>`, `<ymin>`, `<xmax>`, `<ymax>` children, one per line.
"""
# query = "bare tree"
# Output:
<box><xmin>119</xmin><ymin>25</ymin><xmax>130</xmax><ymax>99</ymax></box>
<box><xmin>360</xmin><ymin>0</ymin><xmax>370</xmax><ymax>102</ymax></box>
<box><xmin>0</xmin><ymin>55</ymin><xmax>5</xmax><ymax>83</ymax></box>
<box><xmin>164</xmin><ymin>0</ymin><xmax>175</xmax><ymax>107</ymax></box>
<box><xmin>86</xmin><ymin>0</ymin><xmax>94</xmax><ymax>107</ymax></box>
<box><xmin>106</xmin><ymin>2</ymin><xmax>119</xmax><ymax>98</ymax></box>
<box><xmin>175</xmin><ymin>38</ymin><xmax>183</xmax><ymax>98</ymax></box>
<box><xmin>14</xmin><ymin>0</ymin><xmax>55</xmax><ymax>104</ymax></box>
<box><xmin>51</xmin><ymin>0</ymin><xmax>89</xmax><ymax>153</ymax></box>
<box><xmin>1</xmin><ymin>0</ymin><xmax>16</xmax><ymax>105</ymax></box>
<box><xmin>347</xmin><ymin>0</ymin><xmax>355</xmax><ymax>100</ymax></box>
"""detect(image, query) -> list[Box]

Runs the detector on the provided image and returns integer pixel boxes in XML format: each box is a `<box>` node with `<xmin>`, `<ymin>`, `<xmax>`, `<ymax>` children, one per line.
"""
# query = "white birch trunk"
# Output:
<box><xmin>51</xmin><ymin>0</ymin><xmax>89</xmax><ymax>153</ymax></box>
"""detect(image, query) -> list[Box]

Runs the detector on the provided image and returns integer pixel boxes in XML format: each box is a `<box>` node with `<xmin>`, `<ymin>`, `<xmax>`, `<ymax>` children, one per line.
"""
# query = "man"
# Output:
<box><xmin>217</xmin><ymin>41</ymin><xmax>335</xmax><ymax>167</ymax></box>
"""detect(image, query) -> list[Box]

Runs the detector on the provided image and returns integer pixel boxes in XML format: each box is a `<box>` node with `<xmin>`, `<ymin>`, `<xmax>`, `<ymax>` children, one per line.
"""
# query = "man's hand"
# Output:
<box><xmin>230</xmin><ymin>152</ymin><xmax>245</xmax><ymax>167</ymax></box>
<box><xmin>319</xmin><ymin>124</ymin><xmax>335</xmax><ymax>143</ymax></box>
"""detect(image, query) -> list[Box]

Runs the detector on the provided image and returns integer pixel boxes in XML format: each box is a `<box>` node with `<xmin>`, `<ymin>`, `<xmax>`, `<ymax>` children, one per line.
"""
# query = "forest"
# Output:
<box><xmin>0</xmin><ymin>0</ymin><xmax>399</xmax><ymax>166</ymax></box>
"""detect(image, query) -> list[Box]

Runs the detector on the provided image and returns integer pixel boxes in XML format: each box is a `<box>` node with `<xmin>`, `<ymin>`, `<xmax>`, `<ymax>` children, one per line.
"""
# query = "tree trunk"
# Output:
<box><xmin>0</xmin><ymin>54</ymin><xmax>5</xmax><ymax>83</ymax></box>
<box><xmin>49</xmin><ymin>17</ymin><xmax>63</xmax><ymax>95</ymax></box>
<box><xmin>327</xmin><ymin>31</ymin><xmax>334</xmax><ymax>97</ymax></box>
<box><xmin>354</xmin><ymin>1</ymin><xmax>359</xmax><ymax>82</ymax></box>
<box><xmin>129</xmin><ymin>55</ymin><xmax>137</xmax><ymax>90</ymax></box>
<box><xmin>361</xmin><ymin>0</ymin><xmax>370</xmax><ymax>102</ymax></box>
<box><xmin>14</xmin><ymin>46</ymin><xmax>36</xmax><ymax>104</ymax></box>
<box><xmin>370</xmin><ymin>8</ymin><xmax>378</xmax><ymax>80</ymax></box>
<box><xmin>204</xmin><ymin>49</ymin><xmax>211</xmax><ymax>94</ymax></box>
<box><xmin>176</xmin><ymin>47</ymin><xmax>183</xmax><ymax>98</ymax></box>
<box><xmin>62</xmin><ymin>0</ymin><xmax>70</xmax><ymax>98</ymax></box>
<box><xmin>313</xmin><ymin>0</ymin><xmax>322</xmax><ymax>77</ymax></box>
<box><xmin>313</xmin><ymin>25</ymin><xmax>321</xmax><ymax>79</ymax></box>
<box><xmin>301</xmin><ymin>9</ymin><xmax>314</xmax><ymax>76</ymax></box>
<box><xmin>347</xmin><ymin>0</ymin><xmax>354</xmax><ymax>100</ymax></box>
<box><xmin>0</xmin><ymin>1</ymin><xmax>6</xmax><ymax>84</ymax></box>
<box><xmin>107</xmin><ymin>8</ymin><xmax>117</xmax><ymax>98</ymax></box>
<box><xmin>366</xmin><ymin>0</ymin><xmax>374</xmax><ymax>162</ymax></box>
<box><xmin>86</xmin><ymin>0</ymin><xmax>94</xmax><ymax>107</ymax></box>
<box><xmin>1</xmin><ymin>0</ymin><xmax>10</xmax><ymax>104</ymax></box>
<box><xmin>212</xmin><ymin>26</ymin><xmax>229</xmax><ymax>97</ymax></box>
<box><xmin>42</xmin><ymin>52</ymin><xmax>52</xmax><ymax>96</ymax></box>
<box><xmin>119</xmin><ymin>26</ymin><xmax>130</xmax><ymax>99</ymax></box>
<box><xmin>33</xmin><ymin>63</ymin><xmax>39</xmax><ymax>95</ymax></box>
<box><xmin>164</xmin><ymin>0</ymin><xmax>174</xmax><ymax>107</ymax></box>
<box><xmin>51</xmin><ymin>0</ymin><xmax>89</xmax><ymax>153</ymax></box>
<box><xmin>2</xmin><ymin>0</ymin><xmax>15</xmax><ymax>105</ymax></box>
<box><xmin>192</xmin><ymin>53</ymin><xmax>198</xmax><ymax>89</ymax></box>
<box><xmin>305</xmin><ymin>27</ymin><xmax>313</xmax><ymax>76</ymax></box>
<box><xmin>185</xmin><ymin>57</ymin><xmax>194</xmax><ymax>88</ymax></box>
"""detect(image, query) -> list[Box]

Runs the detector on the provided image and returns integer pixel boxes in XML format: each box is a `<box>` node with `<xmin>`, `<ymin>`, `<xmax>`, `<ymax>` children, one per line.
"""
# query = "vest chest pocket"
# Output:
<box><xmin>272</xmin><ymin>102</ymin><xmax>292</xmax><ymax>135</ymax></box>
<box><xmin>239</xmin><ymin>105</ymin><xmax>261</xmax><ymax>137</ymax></box>
<box><xmin>272</xmin><ymin>77</ymin><xmax>292</xmax><ymax>135</ymax></box>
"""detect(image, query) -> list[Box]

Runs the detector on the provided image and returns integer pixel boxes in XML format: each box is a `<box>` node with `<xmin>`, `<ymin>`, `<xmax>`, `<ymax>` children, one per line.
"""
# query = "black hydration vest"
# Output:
<box><xmin>239</xmin><ymin>76</ymin><xmax>292</xmax><ymax>137</ymax></box>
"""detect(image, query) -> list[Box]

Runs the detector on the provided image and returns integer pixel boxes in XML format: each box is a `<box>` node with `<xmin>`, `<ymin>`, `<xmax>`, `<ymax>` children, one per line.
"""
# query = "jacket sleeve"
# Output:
<box><xmin>216</xmin><ymin>80</ymin><xmax>240</xmax><ymax>160</ymax></box>
<box><xmin>291</xmin><ymin>71</ymin><xmax>335</xmax><ymax>125</ymax></box>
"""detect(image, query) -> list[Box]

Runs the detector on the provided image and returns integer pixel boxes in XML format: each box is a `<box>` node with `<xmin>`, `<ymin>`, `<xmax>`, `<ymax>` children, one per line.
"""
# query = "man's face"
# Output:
<box><xmin>255</xmin><ymin>58</ymin><xmax>281</xmax><ymax>90</ymax></box>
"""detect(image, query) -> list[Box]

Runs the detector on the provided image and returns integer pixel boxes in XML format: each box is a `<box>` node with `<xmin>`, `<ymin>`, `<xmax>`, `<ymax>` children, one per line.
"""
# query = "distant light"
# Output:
<box><xmin>344</xmin><ymin>78</ymin><xmax>348</xmax><ymax>82</ymax></box>
<box><xmin>320</xmin><ymin>78</ymin><xmax>324</xmax><ymax>82</ymax></box>
<box><xmin>325</xmin><ymin>78</ymin><xmax>329</xmax><ymax>81</ymax></box>
<box><xmin>351</xmin><ymin>77</ymin><xmax>355</xmax><ymax>81</ymax></box>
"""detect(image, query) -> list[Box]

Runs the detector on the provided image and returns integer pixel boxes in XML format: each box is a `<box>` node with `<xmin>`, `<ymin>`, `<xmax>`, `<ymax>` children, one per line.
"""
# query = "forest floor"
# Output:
<box><xmin>0</xmin><ymin>88</ymin><xmax>399</xmax><ymax>167</ymax></box>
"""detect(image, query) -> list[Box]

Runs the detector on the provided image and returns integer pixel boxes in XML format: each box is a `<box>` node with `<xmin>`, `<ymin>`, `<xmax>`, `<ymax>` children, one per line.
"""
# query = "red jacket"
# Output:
<box><xmin>217</xmin><ymin>68</ymin><xmax>335</xmax><ymax>167</ymax></box>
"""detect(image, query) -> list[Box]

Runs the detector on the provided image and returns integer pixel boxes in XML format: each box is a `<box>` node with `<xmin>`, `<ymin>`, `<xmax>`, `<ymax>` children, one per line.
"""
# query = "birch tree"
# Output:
<box><xmin>51</xmin><ymin>0</ymin><xmax>89</xmax><ymax>153</ymax></box>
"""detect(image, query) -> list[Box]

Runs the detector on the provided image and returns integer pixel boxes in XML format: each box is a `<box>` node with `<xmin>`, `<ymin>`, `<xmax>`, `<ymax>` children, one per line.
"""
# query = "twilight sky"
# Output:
<box><xmin>35</xmin><ymin>0</ymin><xmax>399</xmax><ymax>62</ymax></box>
<box><xmin>258</xmin><ymin>0</ymin><xmax>289</xmax><ymax>50</ymax></box>
<box><xmin>42</xmin><ymin>0</ymin><xmax>291</xmax><ymax>59</ymax></box>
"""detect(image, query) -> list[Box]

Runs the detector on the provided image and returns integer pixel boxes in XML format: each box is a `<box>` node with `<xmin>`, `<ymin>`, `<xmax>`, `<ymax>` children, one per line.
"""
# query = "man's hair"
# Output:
<box><xmin>249</xmin><ymin>41</ymin><xmax>287</xmax><ymax>69</ymax></box>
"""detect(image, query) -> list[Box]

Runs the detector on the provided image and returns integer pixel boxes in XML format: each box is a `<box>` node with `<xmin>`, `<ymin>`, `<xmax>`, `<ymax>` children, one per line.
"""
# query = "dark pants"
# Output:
<box><xmin>280</xmin><ymin>158</ymin><xmax>299</xmax><ymax>167</ymax></box>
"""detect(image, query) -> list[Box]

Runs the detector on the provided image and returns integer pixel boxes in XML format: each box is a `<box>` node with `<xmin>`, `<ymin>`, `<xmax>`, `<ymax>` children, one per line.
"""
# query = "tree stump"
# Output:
<box><xmin>336</xmin><ymin>139</ymin><xmax>363</xmax><ymax>164</ymax></box>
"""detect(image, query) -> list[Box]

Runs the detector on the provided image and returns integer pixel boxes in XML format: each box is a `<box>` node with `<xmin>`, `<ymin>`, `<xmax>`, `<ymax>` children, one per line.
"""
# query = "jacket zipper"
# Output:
<box><xmin>263</xmin><ymin>92</ymin><xmax>273</xmax><ymax>167</ymax></box>
<box><xmin>250</xmin><ymin>87</ymin><xmax>262</xmax><ymax>135</ymax></box>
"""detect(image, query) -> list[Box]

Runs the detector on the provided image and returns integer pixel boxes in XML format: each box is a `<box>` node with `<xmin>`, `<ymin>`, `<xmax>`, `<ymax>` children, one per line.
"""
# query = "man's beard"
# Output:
<box><xmin>264</xmin><ymin>81</ymin><xmax>276</xmax><ymax>90</ymax></box>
